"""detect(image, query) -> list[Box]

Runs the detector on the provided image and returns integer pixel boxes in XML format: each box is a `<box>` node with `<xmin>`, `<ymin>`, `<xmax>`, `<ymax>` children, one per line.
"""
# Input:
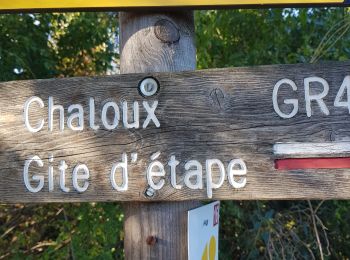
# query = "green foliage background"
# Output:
<box><xmin>0</xmin><ymin>8</ymin><xmax>350</xmax><ymax>259</ymax></box>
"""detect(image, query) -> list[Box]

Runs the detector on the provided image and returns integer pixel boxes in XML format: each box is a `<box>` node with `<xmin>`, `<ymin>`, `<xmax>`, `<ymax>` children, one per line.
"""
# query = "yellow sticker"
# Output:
<box><xmin>0</xmin><ymin>0</ymin><xmax>344</xmax><ymax>10</ymax></box>
<box><xmin>201</xmin><ymin>236</ymin><xmax>217</xmax><ymax>260</ymax></box>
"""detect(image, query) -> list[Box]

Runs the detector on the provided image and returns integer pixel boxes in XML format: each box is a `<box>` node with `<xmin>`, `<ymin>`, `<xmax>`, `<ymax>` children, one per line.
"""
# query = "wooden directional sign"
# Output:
<box><xmin>1</xmin><ymin>61</ymin><xmax>350</xmax><ymax>203</ymax></box>
<box><xmin>0</xmin><ymin>0</ymin><xmax>348</xmax><ymax>11</ymax></box>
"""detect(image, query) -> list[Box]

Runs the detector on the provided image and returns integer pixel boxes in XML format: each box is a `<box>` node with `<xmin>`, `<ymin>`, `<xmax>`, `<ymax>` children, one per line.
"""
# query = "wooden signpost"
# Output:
<box><xmin>0</xmin><ymin>0</ymin><xmax>348</xmax><ymax>11</ymax></box>
<box><xmin>1</xmin><ymin>2</ymin><xmax>350</xmax><ymax>259</ymax></box>
<box><xmin>119</xmin><ymin>11</ymin><xmax>200</xmax><ymax>259</ymax></box>
<box><xmin>1</xmin><ymin>61</ymin><xmax>350</xmax><ymax>203</ymax></box>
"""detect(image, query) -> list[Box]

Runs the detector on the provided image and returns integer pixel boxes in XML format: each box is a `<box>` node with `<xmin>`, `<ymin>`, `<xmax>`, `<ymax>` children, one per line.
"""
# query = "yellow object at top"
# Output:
<box><xmin>0</xmin><ymin>0</ymin><xmax>345</xmax><ymax>11</ymax></box>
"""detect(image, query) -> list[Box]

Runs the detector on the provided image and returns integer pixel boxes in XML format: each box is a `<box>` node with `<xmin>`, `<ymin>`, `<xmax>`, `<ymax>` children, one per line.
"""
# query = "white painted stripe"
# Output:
<box><xmin>273</xmin><ymin>142</ymin><xmax>350</xmax><ymax>156</ymax></box>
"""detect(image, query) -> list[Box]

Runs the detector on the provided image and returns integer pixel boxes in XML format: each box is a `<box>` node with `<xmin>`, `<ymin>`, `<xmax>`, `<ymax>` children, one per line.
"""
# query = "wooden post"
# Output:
<box><xmin>119</xmin><ymin>11</ymin><xmax>201</xmax><ymax>259</ymax></box>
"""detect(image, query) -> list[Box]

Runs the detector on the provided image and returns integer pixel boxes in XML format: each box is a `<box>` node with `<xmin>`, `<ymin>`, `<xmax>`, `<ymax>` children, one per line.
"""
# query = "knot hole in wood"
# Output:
<box><xmin>154</xmin><ymin>19</ymin><xmax>180</xmax><ymax>44</ymax></box>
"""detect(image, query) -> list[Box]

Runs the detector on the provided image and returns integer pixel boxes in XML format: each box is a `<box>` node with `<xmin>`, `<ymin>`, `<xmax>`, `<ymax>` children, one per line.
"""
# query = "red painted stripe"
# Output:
<box><xmin>275</xmin><ymin>157</ymin><xmax>350</xmax><ymax>170</ymax></box>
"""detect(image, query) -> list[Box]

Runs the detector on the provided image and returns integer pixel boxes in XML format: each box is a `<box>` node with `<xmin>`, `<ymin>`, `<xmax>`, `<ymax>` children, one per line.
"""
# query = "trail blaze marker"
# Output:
<box><xmin>1</xmin><ymin>61</ymin><xmax>350</xmax><ymax>202</ymax></box>
<box><xmin>0</xmin><ymin>0</ymin><xmax>347</xmax><ymax>11</ymax></box>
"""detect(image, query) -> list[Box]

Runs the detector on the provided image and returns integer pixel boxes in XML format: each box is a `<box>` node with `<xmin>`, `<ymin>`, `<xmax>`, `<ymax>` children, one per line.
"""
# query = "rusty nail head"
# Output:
<box><xmin>146</xmin><ymin>236</ymin><xmax>157</xmax><ymax>246</ymax></box>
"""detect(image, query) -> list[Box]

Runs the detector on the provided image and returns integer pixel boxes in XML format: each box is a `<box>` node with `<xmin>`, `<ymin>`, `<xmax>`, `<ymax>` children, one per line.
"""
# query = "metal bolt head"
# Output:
<box><xmin>144</xmin><ymin>187</ymin><xmax>155</xmax><ymax>198</ymax></box>
<box><xmin>139</xmin><ymin>77</ymin><xmax>159</xmax><ymax>97</ymax></box>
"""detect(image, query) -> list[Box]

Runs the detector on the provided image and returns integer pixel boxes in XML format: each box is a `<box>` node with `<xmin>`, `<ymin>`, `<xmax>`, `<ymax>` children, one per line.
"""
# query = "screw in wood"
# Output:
<box><xmin>144</xmin><ymin>187</ymin><xmax>155</xmax><ymax>198</ymax></box>
<box><xmin>138</xmin><ymin>77</ymin><xmax>159</xmax><ymax>97</ymax></box>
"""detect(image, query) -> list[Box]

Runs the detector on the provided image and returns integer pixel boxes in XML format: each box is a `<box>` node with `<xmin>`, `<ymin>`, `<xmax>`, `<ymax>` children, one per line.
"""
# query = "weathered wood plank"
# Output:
<box><xmin>1</xmin><ymin>61</ymin><xmax>350</xmax><ymax>202</ymax></box>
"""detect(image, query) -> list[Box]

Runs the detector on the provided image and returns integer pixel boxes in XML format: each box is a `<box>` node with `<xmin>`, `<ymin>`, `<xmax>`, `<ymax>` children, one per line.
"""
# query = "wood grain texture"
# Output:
<box><xmin>1</xmin><ymin>61</ymin><xmax>350</xmax><ymax>202</ymax></box>
<box><xmin>119</xmin><ymin>11</ymin><xmax>200</xmax><ymax>260</ymax></box>
<box><xmin>119</xmin><ymin>11</ymin><xmax>196</xmax><ymax>74</ymax></box>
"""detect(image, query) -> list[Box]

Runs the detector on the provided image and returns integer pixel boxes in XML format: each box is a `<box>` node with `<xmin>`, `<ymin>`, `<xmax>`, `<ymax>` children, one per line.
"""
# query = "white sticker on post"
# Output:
<box><xmin>188</xmin><ymin>201</ymin><xmax>220</xmax><ymax>260</ymax></box>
